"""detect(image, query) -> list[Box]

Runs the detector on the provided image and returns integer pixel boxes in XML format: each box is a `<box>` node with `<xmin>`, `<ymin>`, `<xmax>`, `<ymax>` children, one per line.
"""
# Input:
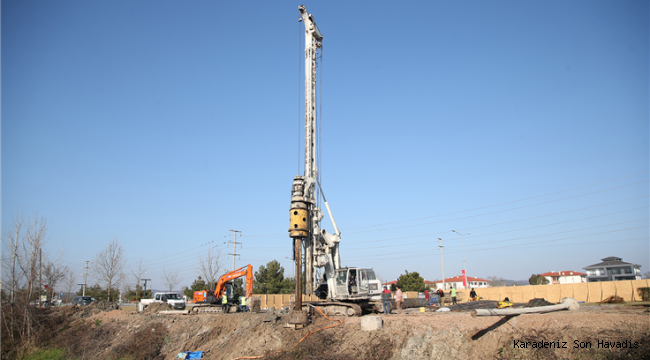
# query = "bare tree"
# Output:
<box><xmin>163</xmin><ymin>268</ymin><xmax>181</xmax><ymax>292</ymax></box>
<box><xmin>487</xmin><ymin>276</ymin><xmax>507</xmax><ymax>287</ymax></box>
<box><xmin>63</xmin><ymin>268</ymin><xmax>77</xmax><ymax>303</ymax></box>
<box><xmin>199</xmin><ymin>247</ymin><xmax>224</xmax><ymax>285</ymax></box>
<box><xmin>1</xmin><ymin>212</ymin><xmax>53</xmax><ymax>344</ymax></box>
<box><xmin>42</xmin><ymin>259</ymin><xmax>67</xmax><ymax>304</ymax></box>
<box><xmin>131</xmin><ymin>257</ymin><xmax>148</xmax><ymax>300</ymax></box>
<box><xmin>93</xmin><ymin>239</ymin><xmax>126</xmax><ymax>301</ymax></box>
<box><xmin>2</xmin><ymin>210</ymin><xmax>26</xmax><ymax>303</ymax></box>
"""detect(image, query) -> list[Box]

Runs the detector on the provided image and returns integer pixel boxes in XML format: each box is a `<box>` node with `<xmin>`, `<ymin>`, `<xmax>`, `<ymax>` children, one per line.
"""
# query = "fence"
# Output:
<box><xmin>250</xmin><ymin>279</ymin><xmax>649</xmax><ymax>308</ymax></box>
<box><xmin>472</xmin><ymin>279</ymin><xmax>650</xmax><ymax>303</ymax></box>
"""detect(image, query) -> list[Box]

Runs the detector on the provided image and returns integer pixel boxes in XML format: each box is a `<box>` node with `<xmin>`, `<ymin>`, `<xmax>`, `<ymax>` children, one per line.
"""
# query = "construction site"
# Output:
<box><xmin>2</xmin><ymin>3</ymin><xmax>649</xmax><ymax>360</ymax></box>
<box><xmin>3</xmin><ymin>296</ymin><xmax>649</xmax><ymax>360</ymax></box>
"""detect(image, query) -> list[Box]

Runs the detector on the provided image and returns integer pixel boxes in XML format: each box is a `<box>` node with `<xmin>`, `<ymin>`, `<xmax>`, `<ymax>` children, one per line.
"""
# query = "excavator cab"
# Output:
<box><xmin>222</xmin><ymin>282</ymin><xmax>234</xmax><ymax>302</ymax></box>
<box><xmin>334</xmin><ymin>268</ymin><xmax>369</xmax><ymax>298</ymax></box>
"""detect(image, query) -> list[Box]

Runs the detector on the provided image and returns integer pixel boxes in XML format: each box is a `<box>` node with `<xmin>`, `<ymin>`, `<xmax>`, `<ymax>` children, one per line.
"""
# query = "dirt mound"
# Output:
<box><xmin>75</xmin><ymin>301</ymin><xmax>121</xmax><ymax>318</ymax></box>
<box><xmin>144</xmin><ymin>302</ymin><xmax>172</xmax><ymax>312</ymax></box>
<box><xmin>525</xmin><ymin>298</ymin><xmax>555</xmax><ymax>307</ymax></box>
<box><xmin>601</xmin><ymin>295</ymin><xmax>625</xmax><ymax>304</ymax></box>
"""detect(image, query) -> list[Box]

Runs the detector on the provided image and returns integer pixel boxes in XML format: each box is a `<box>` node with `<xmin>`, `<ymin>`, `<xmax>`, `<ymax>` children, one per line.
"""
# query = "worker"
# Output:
<box><xmin>424</xmin><ymin>290</ymin><xmax>430</xmax><ymax>301</ymax></box>
<box><xmin>348</xmin><ymin>275</ymin><xmax>356</xmax><ymax>295</ymax></box>
<box><xmin>395</xmin><ymin>285</ymin><xmax>403</xmax><ymax>314</ymax></box>
<box><xmin>430</xmin><ymin>292</ymin><xmax>440</xmax><ymax>307</ymax></box>
<box><xmin>381</xmin><ymin>286</ymin><xmax>392</xmax><ymax>315</ymax></box>
<box><xmin>239</xmin><ymin>296</ymin><xmax>249</xmax><ymax>312</ymax></box>
<box><xmin>469</xmin><ymin>288</ymin><xmax>477</xmax><ymax>301</ymax></box>
<box><xmin>451</xmin><ymin>287</ymin><xmax>457</xmax><ymax>305</ymax></box>
<box><xmin>221</xmin><ymin>295</ymin><xmax>228</xmax><ymax>314</ymax></box>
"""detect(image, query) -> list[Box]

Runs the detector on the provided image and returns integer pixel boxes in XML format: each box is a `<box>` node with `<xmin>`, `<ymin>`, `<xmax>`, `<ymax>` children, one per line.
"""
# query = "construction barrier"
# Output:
<box><xmin>473</xmin><ymin>279</ymin><xmax>650</xmax><ymax>304</ymax></box>
<box><xmin>251</xmin><ymin>280</ymin><xmax>649</xmax><ymax>309</ymax></box>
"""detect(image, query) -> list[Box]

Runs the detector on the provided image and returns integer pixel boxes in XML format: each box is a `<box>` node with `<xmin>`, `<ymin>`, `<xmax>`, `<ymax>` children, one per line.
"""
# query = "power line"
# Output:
<box><xmin>348</xmin><ymin>237</ymin><xmax>646</xmax><ymax>265</ymax></box>
<box><xmin>342</xmin><ymin>172</ymin><xmax>648</xmax><ymax>231</ymax></box>
<box><xmin>345</xmin><ymin>200</ymin><xmax>648</xmax><ymax>247</ymax></box>
<box><xmin>344</xmin><ymin>222</ymin><xmax>648</xmax><ymax>261</ymax></box>
<box><xmin>345</xmin><ymin>180</ymin><xmax>648</xmax><ymax>235</ymax></box>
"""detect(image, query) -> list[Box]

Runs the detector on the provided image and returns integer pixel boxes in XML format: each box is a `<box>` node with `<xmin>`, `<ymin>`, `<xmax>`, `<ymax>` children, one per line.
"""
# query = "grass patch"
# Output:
<box><xmin>21</xmin><ymin>348</ymin><xmax>66</xmax><ymax>360</ymax></box>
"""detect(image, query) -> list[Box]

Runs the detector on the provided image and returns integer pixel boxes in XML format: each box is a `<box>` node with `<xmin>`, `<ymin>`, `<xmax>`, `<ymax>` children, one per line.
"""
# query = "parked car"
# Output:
<box><xmin>140</xmin><ymin>292</ymin><xmax>186</xmax><ymax>310</ymax></box>
<box><xmin>72</xmin><ymin>296</ymin><xmax>97</xmax><ymax>306</ymax></box>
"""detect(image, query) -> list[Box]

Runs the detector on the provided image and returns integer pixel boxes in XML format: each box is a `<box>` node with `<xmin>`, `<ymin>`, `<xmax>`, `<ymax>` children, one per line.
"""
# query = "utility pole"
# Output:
<box><xmin>438</xmin><ymin>238</ymin><xmax>445</xmax><ymax>290</ymax></box>
<box><xmin>142</xmin><ymin>279</ymin><xmax>151</xmax><ymax>299</ymax></box>
<box><xmin>81</xmin><ymin>261</ymin><xmax>91</xmax><ymax>296</ymax></box>
<box><xmin>228</xmin><ymin>230</ymin><xmax>242</xmax><ymax>271</ymax></box>
<box><xmin>39</xmin><ymin>248</ymin><xmax>42</xmax><ymax>306</ymax></box>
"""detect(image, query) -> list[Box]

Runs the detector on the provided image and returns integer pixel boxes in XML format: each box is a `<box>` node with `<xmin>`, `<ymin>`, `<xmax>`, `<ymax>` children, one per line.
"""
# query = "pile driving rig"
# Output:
<box><xmin>289</xmin><ymin>5</ymin><xmax>383</xmax><ymax>317</ymax></box>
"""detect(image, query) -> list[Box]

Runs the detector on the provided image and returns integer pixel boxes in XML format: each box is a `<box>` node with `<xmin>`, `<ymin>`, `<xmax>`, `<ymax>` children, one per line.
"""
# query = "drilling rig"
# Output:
<box><xmin>289</xmin><ymin>5</ymin><xmax>383</xmax><ymax>317</ymax></box>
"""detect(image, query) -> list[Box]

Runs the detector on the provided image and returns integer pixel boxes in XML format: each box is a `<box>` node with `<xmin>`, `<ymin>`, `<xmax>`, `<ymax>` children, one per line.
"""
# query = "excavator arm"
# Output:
<box><xmin>213</xmin><ymin>264</ymin><xmax>254</xmax><ymax>299</ymax></box>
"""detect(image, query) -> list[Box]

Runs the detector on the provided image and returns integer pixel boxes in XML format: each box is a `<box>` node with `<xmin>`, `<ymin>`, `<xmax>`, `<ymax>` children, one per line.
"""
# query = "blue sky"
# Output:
<box><xmin>2</xmin><ymin>1</ymin><xmax>648</xmax><ymax>291</ymax></box>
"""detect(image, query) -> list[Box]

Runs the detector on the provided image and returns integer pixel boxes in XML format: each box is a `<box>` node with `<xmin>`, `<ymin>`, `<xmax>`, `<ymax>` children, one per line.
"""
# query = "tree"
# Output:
<box><xmin>63</xmin><ymin>269</ymin><xmax>77</xmax><ymax>303</ymax></box>
<box><xmin>130</xmin><ymin>257</ymin><xmax>148</xmax><ymax>301</ymax></box>
<box><xmin>487</xmin><ymin>276</ymin><xmax>507</xmax><ymax>287</ymax></box>
<box><xmin>42</xmin><ymin>260</ymin><xmax>67</xmax><ymax>303</ymax></box>
<box><xmin>163</xmin><ymin>268</ymin><xmax>181</xmax><ymax>292</ymax></box>
<box><xmin>529</xmin><ymin>274</ymin><xmax>549</xmax><ymax>285</ymax></box>
<box><xmin>93</xmin><ymin>239</ymin><xmax>126</xmax><ymax>301</ymax></box>
<box><xmin>126</xmin><ymin>284</ymin><xmax>151</xmax><ymax>301</ymax></box>
<box><xmin>643</xmin><ymin>272</ymin><xmax>650</xmax><ymax>279</ymax></box>
<box><xmin>1</xmin><ymin>211</ymin><xmax>51</xmax><ymax>346</ymax></box>
<box><xmin>183</xmin><ymin>276</ymin><xmax>208</xmax><ymax>298</ymax></box>
<box><xmin>199</xmin><ymin>247</ymin><xmax>224</xmax><ymax>285</ymax></box>
<box><xmin>253</xmin><ymin>260</ymin><xmax>294</xmax><ymax>294</ymax></box>
<box><xmin>76</xmin><ymin>283</ymin><xmax>118</xmax><ymax>301</ymax></box>
<box><xmin>396</xmin><ymin>270</ymin><xmax>425</xmax><ymax>292</ymax></box>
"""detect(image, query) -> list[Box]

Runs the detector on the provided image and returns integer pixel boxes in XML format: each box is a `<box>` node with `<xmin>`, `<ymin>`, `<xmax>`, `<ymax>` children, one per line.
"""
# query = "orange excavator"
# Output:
<box><xmin>192</xmin><ymin>264</ymin><xmax>253</xmax><ymax>313</ymax></box>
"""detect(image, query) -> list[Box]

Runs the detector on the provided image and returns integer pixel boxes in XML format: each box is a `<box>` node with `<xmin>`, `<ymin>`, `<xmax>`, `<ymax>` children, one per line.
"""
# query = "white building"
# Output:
<box><xmin>583</xmin><ymin>256</ymin><xmax>642</xmax><ymax>282</ymax></box>
<box><xmin>431</xmin><ymin>276</ymin><xmax>490</xmax><ymax>290</ymax></box>
<box><xmin>540</xmin><ymin>271</ymin><xmax>586</xmax><ymax>285</ymax></box>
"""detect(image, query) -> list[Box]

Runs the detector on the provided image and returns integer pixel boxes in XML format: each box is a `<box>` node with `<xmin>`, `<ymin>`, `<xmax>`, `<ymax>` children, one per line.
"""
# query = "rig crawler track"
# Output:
<box><xmin>306</xmin><ymin>301</ymin><xmax>363</xmax><ymax>316</ymax></box>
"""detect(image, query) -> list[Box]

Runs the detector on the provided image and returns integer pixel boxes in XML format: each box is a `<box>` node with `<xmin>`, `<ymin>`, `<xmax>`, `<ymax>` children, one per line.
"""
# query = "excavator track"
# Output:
<box><xmin>305</xmin><ymin>301</ymin><xmax>363</xmax><ymax>317</ymax></box>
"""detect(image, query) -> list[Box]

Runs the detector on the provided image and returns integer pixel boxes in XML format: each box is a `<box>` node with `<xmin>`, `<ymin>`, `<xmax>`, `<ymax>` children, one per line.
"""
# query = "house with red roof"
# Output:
<box><xmin>541</xmin><ymin>271</ymin><xmax>586</xmax><ymax>284</ymax></box>
<box><xmin>431</xmin><ymin>275</ymin><xmax>491</xmax><ymax>290</ymax></box>
<box><xmin>381</xmin><ymin>279</ymin><xmax>450</xmax><ymax>289</ymax></box>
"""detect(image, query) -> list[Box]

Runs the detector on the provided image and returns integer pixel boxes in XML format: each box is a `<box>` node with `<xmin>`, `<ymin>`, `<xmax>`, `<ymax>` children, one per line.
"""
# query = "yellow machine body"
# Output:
<box><xmin>289</xmin><ymin>208</ymin><xmax>309</xmax><ymax>238</ymax></box>
<box><xmin>497</xmin><ymin>301</ymin><xmax>514</xmax><ymax>308</ymax></box>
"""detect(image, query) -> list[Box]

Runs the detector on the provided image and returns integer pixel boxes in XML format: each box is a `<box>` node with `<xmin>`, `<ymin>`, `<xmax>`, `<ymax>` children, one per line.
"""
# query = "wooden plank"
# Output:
<box><xmin>546</xmin><ymin>284</ymin><xmax>561</xmax><ymax>303</ymax></box>
<box><xmin>615</xmin><ymin>280</ymin><xmax>633</xmax><ymax>302</ymax></box>
<box><xmin>587</xmin><ymin>282</ymin><xmax>602</xmax><ymax>302</ymax></box>
<box><xmin>601</xmin><ymin>281</ymin><xmax>616</xmax><ymax>300</ymax></box>
<box><xmin>572</xmin><ymin>283</ymin><xmax>589</xmax><ymax>302</ymax></box>
<box><xmin>559</xmin><ymin>284</ymin><xmax>574</xmax><ymax>301</ymax></box>
<box><xmin>631</xmin><ymin>279</ymin><xmax>650</xmax><ymax>301</ymax></box>
<box><xmin>533</xmin><ymin>285</ymin><xmax>548</xmax><ymax>300</ymax></box>
<box><xmin>521</xmin><ymin>286</ymin><xmax>535</xmax><ymax>303</ymax></box>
